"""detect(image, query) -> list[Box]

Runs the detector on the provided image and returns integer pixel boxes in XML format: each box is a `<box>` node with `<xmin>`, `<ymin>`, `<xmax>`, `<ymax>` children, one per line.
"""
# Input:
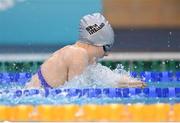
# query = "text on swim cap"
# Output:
<box><xmin>86</xmin><ymin>23</ymin><xmax>105</xmax><ymax>35</ymax></box>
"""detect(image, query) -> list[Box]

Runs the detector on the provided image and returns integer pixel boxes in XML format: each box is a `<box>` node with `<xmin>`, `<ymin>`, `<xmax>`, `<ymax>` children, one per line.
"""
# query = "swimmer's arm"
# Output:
<box><xmin>117</xmin><ymin>75</ymin><xmax>146</xmax><ymax>88</ymax></box>
<box><xmin>25</xmin><ymin>74</ymin><xmax>41</xmax><ymax>88</ymax></box>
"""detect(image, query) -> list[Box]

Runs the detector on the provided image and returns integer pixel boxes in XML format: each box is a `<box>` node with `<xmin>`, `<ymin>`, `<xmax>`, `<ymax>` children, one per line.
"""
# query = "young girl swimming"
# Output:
<box><xmin>27</xmin><ymin>13</ymin><xmax>146</xmax><ymax>89</ymax></box>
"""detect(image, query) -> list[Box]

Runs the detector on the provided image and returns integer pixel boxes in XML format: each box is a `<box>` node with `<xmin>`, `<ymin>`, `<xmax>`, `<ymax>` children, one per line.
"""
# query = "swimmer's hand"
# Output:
<box><xmin>118</xmin><ymin>81</ymin><xmax>147</xmax><ymax>88</ymax></box>
<box><xmin>116</xmin><ymin>74</ymin><xmax>147</xmax><ymax>88</ymax></box>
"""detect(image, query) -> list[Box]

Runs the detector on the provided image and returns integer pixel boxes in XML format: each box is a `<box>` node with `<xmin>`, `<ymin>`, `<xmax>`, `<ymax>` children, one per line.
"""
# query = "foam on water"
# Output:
<box><xmin>63</xmin><ymin>63</ymin><xmax>139</xmax><ymax>88</ymax></box>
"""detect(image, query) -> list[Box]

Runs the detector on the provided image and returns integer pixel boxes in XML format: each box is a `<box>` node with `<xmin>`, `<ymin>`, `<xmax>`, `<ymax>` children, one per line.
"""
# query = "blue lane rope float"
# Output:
<box><xmin>176</xmin><ymin>71</ymin><xmax>180</xmax><ymax>81</ymax></box>
<box><xmin>1</xmin><ymin>88</ymin><xmax>180</xmax><ymax>98</ymax></box>
<box><xmin>0</xmin><ymin>71</ymin><xmax>180</xmax><ymax>86</ymax></box>
<box><xmin>0</xmin><ymin>72</ymin><xmax>32</xmax><ymax>85</ymax></box>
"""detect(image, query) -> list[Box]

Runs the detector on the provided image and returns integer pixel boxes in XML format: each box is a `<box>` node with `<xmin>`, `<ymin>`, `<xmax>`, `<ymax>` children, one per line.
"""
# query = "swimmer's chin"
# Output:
<box><xmin>104</xmin><ymin>52</ymin><xmax>109</xmax><ymax>56</ymax></box>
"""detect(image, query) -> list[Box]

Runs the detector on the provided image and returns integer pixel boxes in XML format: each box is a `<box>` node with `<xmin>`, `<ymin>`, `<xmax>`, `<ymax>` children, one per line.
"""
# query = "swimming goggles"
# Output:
<box><xmin>103</xmin><ymin>44</ymin><xmax>112</xmax><ymax>52</ymax></box>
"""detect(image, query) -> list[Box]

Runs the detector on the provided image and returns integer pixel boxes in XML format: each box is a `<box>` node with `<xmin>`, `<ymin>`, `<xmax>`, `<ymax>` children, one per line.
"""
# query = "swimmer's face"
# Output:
<box><xmin>104</xmin><ymin>50</ymin><xmax>109</xmax><ymax>56</ymax></box>
<box><xmin>90</xmin><ymin>44</ymin><xmax>110</xmax><ymax>58</ymax></box>
<box><xmin>97</xmin><ymin>46</ymin><xmax>109</xmax><ymax>58</ymax></box>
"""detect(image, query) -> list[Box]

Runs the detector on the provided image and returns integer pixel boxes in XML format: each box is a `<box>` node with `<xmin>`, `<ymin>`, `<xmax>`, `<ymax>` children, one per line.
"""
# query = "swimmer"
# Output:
<box><xmin>27</xmin><ymin>13</ymin><xmax>146</xmax><ymax>89</ymax></box>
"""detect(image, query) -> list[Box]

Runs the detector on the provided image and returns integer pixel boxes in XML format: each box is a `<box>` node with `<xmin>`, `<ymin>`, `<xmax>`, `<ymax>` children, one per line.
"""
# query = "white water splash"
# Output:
<box><xmin>0</xmin><ymin>0</ymin><xmax>26</xmax><ymax>11</ymax></box>
<box><xmin>63</xmin><ymin>63</ymin><xmax>137</xmax><ymax>88</ymax></box>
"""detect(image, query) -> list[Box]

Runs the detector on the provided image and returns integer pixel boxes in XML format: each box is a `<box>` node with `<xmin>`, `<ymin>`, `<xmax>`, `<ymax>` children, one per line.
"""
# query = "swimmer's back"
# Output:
<box><xmin>28</xmin><ymin>44</ymin><xmax>89</xmax><ymax>88</ymax></box>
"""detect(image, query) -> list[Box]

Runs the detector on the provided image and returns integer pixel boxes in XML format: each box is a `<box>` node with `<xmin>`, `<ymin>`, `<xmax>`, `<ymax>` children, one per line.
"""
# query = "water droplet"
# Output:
<box><xmin>162</xmin><ymin>61</ymin><xmax>166</xmax><ymax>65</ymax></box>
<box><xmin>169</xmin><ymin>32</ymin><xmax>172</xmax><ymax>35</ymax></box>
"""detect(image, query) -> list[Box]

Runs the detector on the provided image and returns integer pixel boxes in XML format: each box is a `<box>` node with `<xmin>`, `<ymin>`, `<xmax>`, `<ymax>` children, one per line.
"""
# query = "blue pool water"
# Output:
<box><xmin>0</xmin><ymin>64</ymin><xmax>180</xmax><ymax>105</ymax></box>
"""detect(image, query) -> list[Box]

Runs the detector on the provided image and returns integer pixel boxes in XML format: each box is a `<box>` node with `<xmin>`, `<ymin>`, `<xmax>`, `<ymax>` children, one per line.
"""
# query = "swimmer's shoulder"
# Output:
<box><xmin>65</xmin><ymin>45</ymin><xmax>88</xmax><ymax>56</ymax></box>
<box><xmin>53</xmin><ymin>45</ymin><xmax>88</xmax><ymax>60</ymax></box>
<box><xmin>66</xmin><ymin>45</ymin><xmax>89</xmax><ymax>63</ymax></box>
<box><xmin>51</xmin><ymin>45</ymin><xmax>73</xmax><ymax>56</ymax></box>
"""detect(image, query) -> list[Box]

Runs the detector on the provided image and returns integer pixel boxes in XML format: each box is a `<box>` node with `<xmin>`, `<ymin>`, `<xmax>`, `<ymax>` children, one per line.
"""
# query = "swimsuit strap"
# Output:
<box><xmin>37</xmin><ymin>68</ymin><xmax>53</xmax><ymax>89</ymax></box>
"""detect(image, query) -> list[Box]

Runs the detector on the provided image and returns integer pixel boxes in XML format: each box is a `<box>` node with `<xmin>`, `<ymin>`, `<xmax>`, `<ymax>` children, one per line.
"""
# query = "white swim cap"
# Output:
<box><xmin>79</xmin><ymin>13</ymin><xmax>114</xmax><ymax>47</ymax></box>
